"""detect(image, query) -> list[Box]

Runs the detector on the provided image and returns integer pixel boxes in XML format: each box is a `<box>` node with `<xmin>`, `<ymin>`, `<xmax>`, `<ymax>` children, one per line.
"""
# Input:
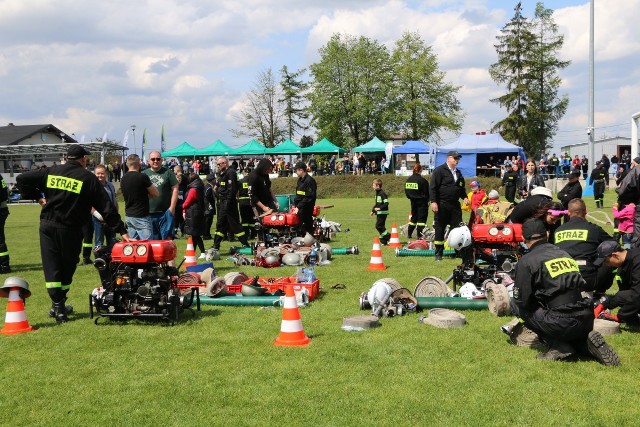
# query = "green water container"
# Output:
<box><xmin>276</xmin><ymin>194</ymin><xmax>292</xmax><ymax>212</ymax></box>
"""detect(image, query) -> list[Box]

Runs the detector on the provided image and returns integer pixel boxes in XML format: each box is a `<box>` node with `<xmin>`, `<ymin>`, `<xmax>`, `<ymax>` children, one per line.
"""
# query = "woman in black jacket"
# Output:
<box><xmin>518</xmin><ymin>160</ymin><xmax>546</xmax><ymax>200</ymax></box>
<box><xmin>182</xmin><ymin>173</ymin><xmax>206</xmax><ymax>259</ymax></box>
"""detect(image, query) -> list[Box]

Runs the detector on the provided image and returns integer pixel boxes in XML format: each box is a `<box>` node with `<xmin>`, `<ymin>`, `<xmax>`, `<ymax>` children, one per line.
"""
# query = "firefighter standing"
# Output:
<box><xmin>429</xmin><ymin>151</ymin><xmax>468</xmax><ymax>261</ymax></box>
<box><xmin>237</xmin><ymin>168</ymin><xmax>254</xmax><ymax>238</ymax></box>
<box><xmin>510</xmin><ymin>218</ymin><xmax>619</xmax><ymax>365</ymax></box>
<box><xmin>0</xmin><ymin>173</ymin><xmax>10</xmax><ymax>273</ymax></box>
<box><xmin>370</xmin><ymin>178</ymin><xmax>390</xmax><ymax>245</ymax></box>
<box><xmin>212</xmin><ymin>156</ymin><xmax>249</xmax><ymax>250</ymax></box>
<box><xmin>16</xmin><ymin>145</ymin><xmax>130</xmax><ymax>323</ymax></box>
<box><xmin>500</xmin><ymin>162</ymin><xmax>518</xmax><ymax>203</ymax></box>
<box><xmin>589</xmin><ymin>160</ymin><xmax>609</xmax><ymax>208</ymax></box>
<box><xmin>404</xmin><ymin>164</ymin><xmax>429</xmax><ymax>239</ymax></box>
<box><xmin>554</xmin><ymin>198</ymin><xmax>615</xmax><ymax>295</ymax></box>
<box><xmin>203</xmin><ymin>173</ymin><xmax>216</xmax><ymax>240</ymax></box>
<box><xmin>292</xmin><ymin>162</ymin><xmax>316</xmax><ymax>236</ymax></box>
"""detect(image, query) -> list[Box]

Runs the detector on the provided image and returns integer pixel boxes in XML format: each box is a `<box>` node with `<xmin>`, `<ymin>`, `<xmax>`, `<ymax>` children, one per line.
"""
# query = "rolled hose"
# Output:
<box><xmin>416</xmin><ymin>297</ymin><xmax>488</xmax><ymax>310</ymax></box>
<box><xmin>395</xmin><ymin>249</ymin><xmax>456</xmax><ymax>257</ymax></box>
<box><xmin>332</xmin><ymin>246</ymin><xmax>359</xmax><ymax>255</ymax></box>
<box><xmin>198</xmin><ymin>295</ymin><xmax>281</xmax><ymax>306</ymax></box>
<box><xmin>230</xmin><ymin>246</ymin><xmax>254</xmax><ymax>255</ymax></box>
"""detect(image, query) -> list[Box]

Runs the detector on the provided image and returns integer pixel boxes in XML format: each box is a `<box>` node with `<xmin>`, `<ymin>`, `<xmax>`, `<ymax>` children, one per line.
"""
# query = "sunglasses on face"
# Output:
<box><xmin>150</xmin><ymin>158</ymin><xmax>162</xmax><ymax>161</ymax></box>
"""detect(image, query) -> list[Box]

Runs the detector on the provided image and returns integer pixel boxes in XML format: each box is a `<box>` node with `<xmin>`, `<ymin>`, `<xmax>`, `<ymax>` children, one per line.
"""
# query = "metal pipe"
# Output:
<box><xmin>198</xmin><ymin>295</ymin><xmax>281</xmax><ymax>306</ymax></box>
<box><xmin>416</xmin><ymin>297</ymin><xmax>488</xmax><ymax>310</ymax></box>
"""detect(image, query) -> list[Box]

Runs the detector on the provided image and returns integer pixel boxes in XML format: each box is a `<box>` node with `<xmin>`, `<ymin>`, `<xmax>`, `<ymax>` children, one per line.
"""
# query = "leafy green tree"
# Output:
<box><xmin>390</xmin><ymin>32</ymin><xmax>463</xmax><ymax>140</ymax></box>
<box><xmin>525</xmin><ymin>2</ymin><xmax>570</xmax><ymax>156</ymax></box>
<box><xmin>231</xmin><ymin>67</ymin><xmax>285</xmax><ymax>147</ymax></box>
<box><xmin>308</xmin><ymin>34</ymin><xmax>394</xmax><ymax>148</ymax></box>
<box><xmin>279</xmin><ymin>65</ymin><xmax>309</xmax><ymax>141</ymax></box>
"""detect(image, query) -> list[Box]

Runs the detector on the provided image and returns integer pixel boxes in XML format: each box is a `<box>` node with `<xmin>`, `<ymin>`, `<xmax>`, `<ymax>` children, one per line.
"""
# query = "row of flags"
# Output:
<box><xmin>118</xmin><ymin>125</ymin><xmax>166</xmax><ymax>162</ymax></box>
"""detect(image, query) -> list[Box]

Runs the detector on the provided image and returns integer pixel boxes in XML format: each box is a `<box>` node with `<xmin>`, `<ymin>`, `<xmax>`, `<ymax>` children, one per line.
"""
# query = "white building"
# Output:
<box><xmin>560</xmin><ymin>136</ymin><xmax>634</xmax><ymax>162</ymax></box>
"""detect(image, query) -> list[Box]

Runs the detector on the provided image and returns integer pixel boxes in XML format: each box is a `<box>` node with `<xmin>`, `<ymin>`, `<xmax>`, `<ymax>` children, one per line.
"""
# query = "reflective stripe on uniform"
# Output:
<box><xmin>433</xmin><ymin>240</ymin><xmax>444</xmax><ymax>245</ymax></box>
<box><xmin>405</xmin><ymin>182</ymin><xmax>418</xmax><ymax>190</ymax></box>
<box><xmin>544</xmin><ymin>257</ymin><xmax>580</xmax><ymax>278</ymax></box>
<box><xmin>82</xmin><ymin>243</ymin><xmax>93</xmax><ymax>248</ymax></box>
<box><xmin>61</xmin><ymin>284</ymin><xmax>71</xmax><ymax>291</ymax></box>
<box><xmin>0</xmin><ymin>251</ymin><xmax>8</xmax><ymax>256</ymax></box>
<box><xmin>46</xmin><ymin>281</ymin><xmax>62</xmax><ymax>288</ymax></box>
<box><xmin>215</xmin><ymin>231</ymin><xmax>225</xmax><ymax>237</ymax></box>
<box><xmin>554</xmin><ymin>229</ymin><xmax>588</xmax><ymax>243</ymax></box>
<box><xmin>296</xmin><ymin>190</ymin><xmax>305</xmax><ymax>195</ymax></box>
<box><xmin>46</xmin><ymin>175</ymin><xmax>83</xmax><ymax>194</ymax></box>
<box><xmin>234</xmin><ymin>231</ymin><xmax>246</xmax><ymax>237</ymax></box>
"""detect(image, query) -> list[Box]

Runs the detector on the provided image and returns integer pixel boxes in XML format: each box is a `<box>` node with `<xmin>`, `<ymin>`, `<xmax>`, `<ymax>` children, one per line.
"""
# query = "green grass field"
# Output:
<box><xmin>1</xmin><ymin>188</ymin><xmax>639</xmax><ymax>426</ymax></box>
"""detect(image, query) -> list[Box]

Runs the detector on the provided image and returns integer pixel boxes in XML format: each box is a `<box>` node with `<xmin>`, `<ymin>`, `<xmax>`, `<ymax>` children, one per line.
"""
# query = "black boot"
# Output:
<box><xmin>49</xmin><ymin>298</ymin><xmax>73</xmax><ymax>319</ymax></box>
<box><xmin>407</xmin><ymin>225</ymin><xmax>415</xmax><ymax>240</ymax></box>
<box><xmin>416</xmin><ymin>227</ymin><xmax>425</xmax><ymax>239</ymax></box>
<box><xmin>0</xmin><ymin>243</ymin><xmax>10</xmax><ymax>273</ymax></box>
<box><xmin>238</xmin><ymin>234</ymin><xmax>250</xmax><ymax>248</ymax></box>
<box><xmin>435</xmin><ymin>245</ymin><xmax>444</xmax><ymax>261</ymax></box>
<box><xmin>213</xmin><ymin>235</ymin><xmax>223</xmax><ymax>251</ymax></box>
<box><xmin>50</xmin><ymin>300</ymin><xmax>71</xmax><ymax>323</ymax></box>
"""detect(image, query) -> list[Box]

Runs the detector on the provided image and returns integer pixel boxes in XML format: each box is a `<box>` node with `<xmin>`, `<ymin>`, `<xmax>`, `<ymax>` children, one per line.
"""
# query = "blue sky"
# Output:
<box><xmin>0</xmin><ymin>0</ymin><xmax>637</xmax><ymax>154</ymax></box>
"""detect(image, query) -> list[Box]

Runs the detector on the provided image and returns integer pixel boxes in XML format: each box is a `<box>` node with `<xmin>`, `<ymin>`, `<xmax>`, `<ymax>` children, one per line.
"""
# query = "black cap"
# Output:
<box><xmin>447</xmin><ymin>150</ymin><xmax>462</xmax><ymax>159</ymax></box>
<box><xmin>593</xmin><ymin>240</ymin><xmax>623</xmax><ymax>266</ymax></box>
<box><xmin>569</xmin><ymin>169</ymin><xmax>581</xmax><ymax>178</ymax></box>
<box><xmin>67</xmin><ymin>144</ymin><xmax>91</xmax><ymax>159</ymax></box>
<box><xmin>522</xmin><ymin>218</ymin><xmax>547</xmax><ymax>240</ymax></box>
<box><xmin>596</xmin><ymin>160</ymin><xmax>602</xmax><ymax>165</ymax></box>
<box><xmin>294</xmin><ymin>162</ymin><xmax>307</xmax><ymax>171</ymax></box>
<box><xmin>633</xmin><ymin>157</ymin><xmax>640</xmax><ymax>164</ymax></box>
<box><xmin>206</xmin><ymin>173</ymin><xmax>215</xmax><ymax>181</ymax></box>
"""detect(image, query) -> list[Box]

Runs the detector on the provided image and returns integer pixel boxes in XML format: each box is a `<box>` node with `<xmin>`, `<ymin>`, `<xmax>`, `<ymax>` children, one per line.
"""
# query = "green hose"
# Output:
<box><xmin>332</xmin><ymin>246</ymin><xmax>359</xmax><ymax>255</ymax></box>
<box><xmin>234</xmin><ymin>247</ymin><xmax>254</xmax><ymax>255</ymax></box>
<box><xmin>416</xmin><ymin>297</ymin><xmax>488</xmax><ymax>310</ymax></box>
<box><xmin>199</xmin><ymin>295</ymin><xmax>281</xmax><ymax>306</ymax></box>
<box><xmin>395</xmin><ymin>248</ymin><xmax>456</xmax><ymax>257</ymax></box>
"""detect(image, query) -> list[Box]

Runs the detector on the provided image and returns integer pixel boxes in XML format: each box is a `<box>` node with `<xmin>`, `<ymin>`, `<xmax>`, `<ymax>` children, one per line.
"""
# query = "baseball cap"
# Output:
<box><xmin>206</xmin><ymin>173</ymin><xmax>216</xmax><ymax>181</ymax></box>
<box><xmin>67</xmin><ymin>144</ymin><xmax>91</xmax><ymax>159</ymax></box>
<box><xmin>593</xmin><ymin>240</ymin><xmax>623</xmax><ymax>266</ymax></box>
<box><xmin>633</xmin><ymin>156</ymin><xmax>640</xmax><ymax>164</ymax></box>
<box><xmin>522</xmin><ymin>218</ymin><xmax>547</xmax><ymax>240</ymax></box>
<box><xmin>470</xmin><ymin>180</ymin><xmax>480</xmax><ymax>188</ymax></box>
<box><xmin>447</xmin><ymin>150</ymin><xmax>462</xmax><ymax>159</ymax></box>
<box><xmin>294</xmin><ymin>161</ymin><xmax>307</xmax><ymax>171</ymax></box>
<box><xmin>569</xmin><ymin>169</ymin><xmax>581</xmax><ymax>178</ymax></box>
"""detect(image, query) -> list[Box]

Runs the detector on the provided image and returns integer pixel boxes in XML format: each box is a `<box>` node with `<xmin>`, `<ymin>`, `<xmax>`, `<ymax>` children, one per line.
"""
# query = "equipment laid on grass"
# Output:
<box><xmin>274</xmin><ymin>284</ymin><xmax>310</xmax><ymax>347</ymax></box>
<box><xmin>416</xmin><ymin>297</ymin><xmax>488</xmax><ymax>310</ymax></box>
<box><xmin>342</xmin><ymin>315</ymin><xmax>380</xmax><ymax>331</ymax></box>
<box><xmin>418</xmin><ymin>308</ymin><xmax>466</xmax><ymax>328</ymax></box>
<box><xmin>367</xmin><ymin>237</ymin><xmax>386</xmax><ymax>271</ymax></box>
<box><xmin>332</xmin><ymin>246</ymin><xmax>359</xmax><ymax>255</ymax></box>
<box><xmin>1</xmin><ymin>277</ymin><xmax>33</xmax><ymax>335</ymax></box>
<box><xmin>395</xmin><ymin>248</ymin><xmax>456</xmax><ymax>257</ymax></box>
<box><xmin>90</xmin><ymin>241</ymin><xmax>200</xmax><ymax>324</ymax></box>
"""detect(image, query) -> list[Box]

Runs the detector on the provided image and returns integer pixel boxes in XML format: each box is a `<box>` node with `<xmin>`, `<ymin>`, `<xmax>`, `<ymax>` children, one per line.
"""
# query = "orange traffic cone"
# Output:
<box><xmin>1</xmin><ymin>287</ymin><xmax>33</xmax><ymax>335</ymax></box>
<box><xmin>183</xmin><ymin>237</ymin><xmax>197</xmax><ymax>270</ymax></box>
<box><xmin>274</xmin><ymin>284</ymin><xmax>310</xmax><ymax>347</ymax></box>
<box><xmin>367</xmin><ymin>237</ymin><xmax>387</xmax><ymax>271</ymax></box>
<box><xmin>387</xmin><ymin>223</ymin><xmax>402</xmax><ymax>248</ymax></box>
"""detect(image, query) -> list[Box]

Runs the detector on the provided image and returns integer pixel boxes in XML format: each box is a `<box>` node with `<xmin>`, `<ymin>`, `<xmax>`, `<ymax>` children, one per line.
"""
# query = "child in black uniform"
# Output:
<box><xmin>370</xmin><ymin>178</ymin><xmax>390</xmax><ymax>244</ymax></box>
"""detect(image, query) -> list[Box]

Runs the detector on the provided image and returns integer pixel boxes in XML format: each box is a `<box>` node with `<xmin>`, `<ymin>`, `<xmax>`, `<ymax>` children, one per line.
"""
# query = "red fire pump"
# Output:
<box><xmin>90</xmin><ymin>240</ymin><xmax>200</xmax><ymax>324</ymax></box>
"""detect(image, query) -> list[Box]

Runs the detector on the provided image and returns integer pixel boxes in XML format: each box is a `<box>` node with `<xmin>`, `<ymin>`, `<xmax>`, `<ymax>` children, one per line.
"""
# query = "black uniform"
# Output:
<box><xmin>507</xmin><ymin>195</ymin><xmax>550</xmax><ymax>224</ymax></box>
<box><xmin>554</xmin><ymin>216</ymin><xmax>615</xmax><ymax>292</ymax></box>
<box><xmin>238</xmin><ymin>175</ymin><xmax>254</xmax><ymax>238</ymax></box>
<box><xmin>557</xmin><ymin>181</ymin><xmax>583</xmax><ymax>209</ymax></box>
<box><xmin>501</xmin><ymin>169</ymin><xmax>519</xmax><ymax>203</ymax></box>
<box><xmin>511</xmin><ymin>240</ymin><xmax>594</xmax><ymax>355</ymax></box>
<box><xmin>16</xmin><ymin>161</ymin><xmax>127</xmax><ymax>317</ymax></box>
<box><xmin>405</xmin><ymin>173</ymin><xmax>429</xmax><ymax>238</ymax></box>
<box><xmin>0</xmin><ymin>174</ymin><xmax>10</xmax><ymax>273</ymax></box>
<box><xmin>293</xmin><ymin>173</ymin><xmax>317</xmax><ymax>236</ymax></box>
<box><xmin>589</xmin><ymin>165</ymin><xmax>608</xmax><ymax>208</ymax></box>
<box><xmin>203</xmin><ymin>180</ymin><xmax>216</xmax><ymax>240</ymax></box>
<box><xmin>174</xmin><ymin>174</ymin><xmax>187</xmax><ymax>236</ymax></box>
<box><xmin>429</xmin><ymin>163</ymin><xmax>466</xmax><ymax>260</ymax></box>
<box><xmin>213</xmin><ymin>167</ymin><xmax>248</xmax><ymax>249</ymax></box>
<box><xmin>605</xmin><ymin>248</ymin><xmax>640</xmax><ymax>325</ymax></box>
<box><xmin>372</xmin><ymin>188</ymin><xmax>389</xmax><ymax>244</ymax></box>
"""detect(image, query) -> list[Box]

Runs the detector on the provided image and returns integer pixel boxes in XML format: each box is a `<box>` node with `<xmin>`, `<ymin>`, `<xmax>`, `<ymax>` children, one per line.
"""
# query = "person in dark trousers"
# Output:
<box><xmin>237</xmin><ymin>168</ymin><xmax>254</xmax><ymax>239</ymax></box>
<box><xmin>554</xmin><ymin>198</ymin><xmax>615</xmax><ymax>295</ymax></box>
<box><xmin>92</xmin><ymin>165</ymin><xmax>118</xmax><ymax>252</ymax></box>
<box><xmin>593</xmin><ymin>240</ymin><xmax>640</xmax><ymax>330</ymax></box>
<box><xmin>509</xmin><ymin>218</ymin><xmax>619</xmax><ymax>365</ymax></box>
<box><xmin>182</xmin><ymin>173</ymin><xmax>206</xmax><ymax>259</ymax></box>
<box><xmin>121</xmin><ymin>155</ymin><xmax>159</xmax><ymax>240</ymax></box>
<box><xmin>203</xmin><ymin>173</ymin><xmax>216</xmax><ymax>240</ymax></box>
<box><xmin>292</xmin><ymin>162</ymin><xmax>317</xmax><ymax>236</ymax></box>
<box><xmin>213</xmin><ymin>156</ymin><xmax>249</xmax><ymax>250</ymax></box>
<box><xmin>173</xmin><ymin>165</ymin><xmax>187</xmax><ymax>238</ymax></box>
<box><xmin>370</xmin><ymin>178</ymin><xmax>390</xmax><ymax>245</ymax></box>
<box><xmin>80</xmin><ymin>217</ymin><xmax>94</xmax><ymax>265</ymax></box>
<box><xmin>429</xmin><ymin>151</ymin><xmax>468</xmax><ymax>261</ymax></box>
<box><xmin>589</xmin><ymin>160</ymin><xmax>608</xmax><ymax>208</ymax></box>
<box><xmin>16</xmin><ymin>145</ymin><xmax>130</xmax><ymax>323</ymax></box>
<box><xmin>500</xmin><ymin>162</ymin><xmax>518</xmax><ymax>203</ymax></box>
<box><xmin>557</xmin><ymin>169</ymin><xmax>583</xmax><ymax>222</ymax></box>
<box><xmin>0</xmin><ymin>173</ymin><xmax>10</xmax><ymax>273</ymax></box>
<box><xmin>404</xmin><ymin>163</ymin><xmax>429</xmax><ymax>239</ymax></box>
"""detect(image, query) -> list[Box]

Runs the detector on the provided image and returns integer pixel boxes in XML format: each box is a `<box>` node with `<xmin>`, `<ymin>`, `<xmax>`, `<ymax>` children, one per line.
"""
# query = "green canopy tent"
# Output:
<box><xmin>230</xmin><ymin>139</ymin><xmax>267</xmax><ymax>156</ymax></box>
<box><xmin>265</xmin><ymin>139</ymin><xmax>302</xmax><ymax>155</ymax></box>
<box><xmin>197</xmin><ymin>139</ymin><xmax>232</xmax><ymax>156</ymax></box>
<box><xmin>301</xmin><ymin>138</ymin><xmax>346</xmax><ymax>155</ymax></box>
<box><xmin>353</xmin><ymin>136</ymin><xmax>386</xmax><ymax>153</ymax></box>
<box><xmin>161</xmin><ymin>141</ymin><xmax>199</xmax><ymax>157</ymax></box>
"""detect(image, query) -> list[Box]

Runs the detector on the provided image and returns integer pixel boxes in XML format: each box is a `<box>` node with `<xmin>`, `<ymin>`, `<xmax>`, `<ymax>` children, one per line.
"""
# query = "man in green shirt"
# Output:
<box><xmin>143</xmin><ymin>151</ymin><xmax>179</xmax><ymax>241</ymax></box>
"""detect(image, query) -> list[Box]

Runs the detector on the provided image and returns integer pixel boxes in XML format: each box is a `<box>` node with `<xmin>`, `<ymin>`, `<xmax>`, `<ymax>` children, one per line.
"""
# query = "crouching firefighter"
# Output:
<box><xmin>509</xmin><ymin>218</ymin><xmax>620</xmax><ymax>365</ymax></box>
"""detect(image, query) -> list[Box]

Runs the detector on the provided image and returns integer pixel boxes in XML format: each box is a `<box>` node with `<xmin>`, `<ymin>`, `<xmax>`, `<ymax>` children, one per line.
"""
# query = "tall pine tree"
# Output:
<box><xmin>279</xmin><ymin>65</ymin><xmax>309</xmax><ymax>141</ymax></box>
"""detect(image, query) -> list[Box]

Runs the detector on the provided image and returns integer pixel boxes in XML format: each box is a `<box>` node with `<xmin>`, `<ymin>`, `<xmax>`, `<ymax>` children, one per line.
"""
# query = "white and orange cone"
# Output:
<box><xmin>274</xmin><ymin>284</ymin><xmax>310</xmax><ymax>347</ymax></box>
<box><xmin>387</xmin><ymin>223</ymin><xmax>402</xmax><ymax>249</ymax></box>
<box><xmin>367</xmin><ymin>237</ymin><xmax>387</xmax><ymax>271</ymax></box>
<box><xmin>183</xmin><ymin>237</ymin><xmax>197</xmax><ymax>270</ymax></box>
<box><xmin>1</xmin><ymin>287</ymin><xmax>33</xmax><ymax>335</ymax></box>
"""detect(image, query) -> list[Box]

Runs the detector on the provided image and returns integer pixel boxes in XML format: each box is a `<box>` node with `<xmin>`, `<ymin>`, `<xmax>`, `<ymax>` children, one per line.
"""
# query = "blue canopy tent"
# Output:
<box><xmin>354</xmin><ymin>136</ymin><xmax>386</xmax><ymax>153</ymax></box>
<box><xmin>391</xmin><ymin>140</ymin><xmax>431</xmax><ymax>155</ymax></box>
<box><xmin>435</xmin><ymin>133</ymin><xmax>526</xmax><ymax>178</ymax></box>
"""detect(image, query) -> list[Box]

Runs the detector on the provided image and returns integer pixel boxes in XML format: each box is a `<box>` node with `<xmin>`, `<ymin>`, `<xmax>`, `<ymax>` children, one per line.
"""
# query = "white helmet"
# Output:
<box><xmin>459</xmin><ymin>283</ymin><xmax>484</xmax><ymax>299</ymax></box>
<box><xmin>530</xmin><ymin>186</ymin><xmax>552</xmax><ymax>198</ymax></box>
<box><xmin>488</xmin><ymin>190</ymin><xmax>500</xmax><ymax>200</ymax></box>
<box><xmin>447</xmin><ymin>225</ymin><xmax>472</xmax><ymax>249</ymax></box>
<box><xmin>303</xmin><ymin>232</ymin><xmax>316</xmax><ymax>247</ymax></box>
<box><xmin>367</xmin><ymin>281</ymin><xmax>392</xmax><ymax>316</ymax></box>
<box><xmin>282</xmin><ymin>252</ymin><xmax>303</xmax><ymax>266</ymax></box>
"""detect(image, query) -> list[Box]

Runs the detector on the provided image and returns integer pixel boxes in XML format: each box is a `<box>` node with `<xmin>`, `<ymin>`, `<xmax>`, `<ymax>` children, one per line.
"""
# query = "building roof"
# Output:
<box><xmin>0</xmin><ymin>123</ymin><xmax>77</xmax><ymax>146</ymax></box>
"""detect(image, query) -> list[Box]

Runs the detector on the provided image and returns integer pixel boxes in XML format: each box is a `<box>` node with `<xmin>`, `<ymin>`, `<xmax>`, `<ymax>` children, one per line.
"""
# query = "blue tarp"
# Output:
<box><xmin>435</xmin><ymin>134</ymin><xmax>526</xmax><ymax>178</ymax></box>
<box><xmin>392</xmin><ymin>140</ymin><xmax>430</xmax><ymax>154</ymax></box>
